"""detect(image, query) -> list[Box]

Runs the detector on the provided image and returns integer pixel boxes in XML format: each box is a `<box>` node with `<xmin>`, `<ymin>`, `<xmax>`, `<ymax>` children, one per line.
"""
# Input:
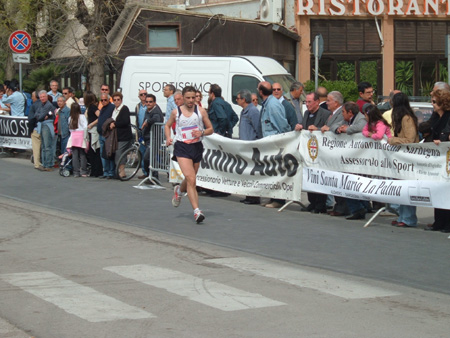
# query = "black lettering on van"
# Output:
<box><xmin>152</xmin><ymin>82</ymin><xmax>161</xmax><ymax>92</ymax></box>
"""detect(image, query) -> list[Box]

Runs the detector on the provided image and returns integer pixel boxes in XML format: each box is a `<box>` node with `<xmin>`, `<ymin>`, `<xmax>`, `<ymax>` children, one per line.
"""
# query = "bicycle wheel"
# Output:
<box><xmin>116</xmin><ymin>146</ymin><xmax>141</xmax><ymax>181</ymax></box>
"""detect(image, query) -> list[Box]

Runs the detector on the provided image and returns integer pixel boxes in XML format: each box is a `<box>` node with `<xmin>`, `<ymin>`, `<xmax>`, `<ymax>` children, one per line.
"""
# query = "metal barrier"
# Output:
<box><xmin>138</xmin><ymin>122</ymin><xmax>170</xmax><ymax>186</ymax></box>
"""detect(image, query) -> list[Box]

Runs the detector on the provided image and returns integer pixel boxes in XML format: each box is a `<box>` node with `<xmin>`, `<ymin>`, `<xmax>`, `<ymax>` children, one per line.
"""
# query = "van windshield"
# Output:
<box><xmin>264</xmin><ymin>74</ymin><xmax>297</xmax><ymax>95</ymax></box>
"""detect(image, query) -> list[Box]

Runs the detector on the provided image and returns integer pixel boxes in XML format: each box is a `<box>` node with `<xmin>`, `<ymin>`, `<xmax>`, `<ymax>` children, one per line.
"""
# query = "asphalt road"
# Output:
<box><xmin>0</xmin><ymin>155</ymin><xmax>448</xmax><ymax>296</ymax></box>
<box><xmin>1</xmin><ymin>155</ymin><xmax>450</xmax><ymax>337</ymax></box>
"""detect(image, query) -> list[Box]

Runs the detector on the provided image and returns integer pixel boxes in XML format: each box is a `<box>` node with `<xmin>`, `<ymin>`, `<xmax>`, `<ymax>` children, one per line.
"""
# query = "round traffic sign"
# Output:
<box><xmin>9</xmin><ymin>30</ymin><xmax>32</xmax><ymax>53</ymax></box>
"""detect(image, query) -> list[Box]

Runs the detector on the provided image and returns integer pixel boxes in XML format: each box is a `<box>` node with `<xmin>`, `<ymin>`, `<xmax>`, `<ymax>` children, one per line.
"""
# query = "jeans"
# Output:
<box><xmin>346</xmin><ymin>198</ymin><xmax>370</xmax><ymax>214</ymax></box>
<box><xmin>139</xmin><ymin>143</ymin><xmax>148</xmax><ymax>176</ymax></box>
<box><xmin>397</xmin><ymin>205</ymin><xmax>417</xmax><ymax>226</ymax></box>
<box><xmin>99</xmin><ymin>136</ymin><xmax>115</xmax><ymax>177</ymax></box>
<box><xmin>41</xmin><ymin>124</ymin><xmax>54</xmax><ymax>168</ymax></box>
<box><xmin>60</xmin><ymin>135</ymin><xmax>69</xmax><ymax>154</ymax></box>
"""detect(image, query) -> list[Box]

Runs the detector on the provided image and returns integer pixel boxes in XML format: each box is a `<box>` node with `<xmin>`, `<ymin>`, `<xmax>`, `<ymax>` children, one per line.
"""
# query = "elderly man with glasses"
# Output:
<box><xmin>97</xmin><ymin>92</ymin><xmax>116</xmax><ymax>179</ymax></box>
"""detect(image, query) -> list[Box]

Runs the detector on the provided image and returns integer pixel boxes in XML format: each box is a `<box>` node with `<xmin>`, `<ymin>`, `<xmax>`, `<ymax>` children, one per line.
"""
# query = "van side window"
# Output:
<box><xmin>231</xmin><ymin>75</ymin><xmax>260</xmax><ymax>104</ymax></box>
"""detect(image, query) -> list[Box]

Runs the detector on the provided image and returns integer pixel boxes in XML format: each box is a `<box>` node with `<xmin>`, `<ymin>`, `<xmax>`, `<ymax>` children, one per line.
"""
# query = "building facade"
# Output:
<box><xmin>296</xmin><ymin>0</ymin><xmax>450</xmax><ymax>96</ymax></box>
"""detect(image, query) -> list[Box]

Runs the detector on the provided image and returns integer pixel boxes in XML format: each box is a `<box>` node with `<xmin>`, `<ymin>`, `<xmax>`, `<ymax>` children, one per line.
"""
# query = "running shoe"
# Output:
<box><xmin>172</xmin><ymin>185</ymin><xmax>182</xmax><ymax>207</ymax></box>
<box><xmin>194</xmin><ymin>210</ymin><xmax>205</xmax><ymax>223</ymax></box>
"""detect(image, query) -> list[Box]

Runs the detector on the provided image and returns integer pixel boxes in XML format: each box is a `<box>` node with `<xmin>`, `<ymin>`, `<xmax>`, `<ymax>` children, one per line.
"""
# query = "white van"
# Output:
<box><xmin>119</xmin><ymin>55</ymin><xmax>296</xmax><ymax>119</ymax></box>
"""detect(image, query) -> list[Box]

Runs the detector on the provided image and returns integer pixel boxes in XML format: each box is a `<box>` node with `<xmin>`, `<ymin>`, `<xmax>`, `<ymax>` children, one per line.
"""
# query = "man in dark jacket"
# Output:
<box><xmin>208</xmin><ymin>84</ymin><xmax>238</xmax><ymax>138</ymax></box>
<box><xmin>97</xmin><ymin>93</ymin><xmax>115</xmax><ymax>179</ymax></box>
<box><xmin>140</xmin><ymin>94</ymin><xmax>163</xmax><ymax>180</ymax></box>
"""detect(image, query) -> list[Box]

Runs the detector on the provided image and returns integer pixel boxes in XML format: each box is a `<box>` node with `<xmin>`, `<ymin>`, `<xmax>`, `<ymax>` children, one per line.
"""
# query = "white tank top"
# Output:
<box><xmin>175</xmin><ymin>105</ymin><xmax>204</xmax><ymax>144</ymax></box>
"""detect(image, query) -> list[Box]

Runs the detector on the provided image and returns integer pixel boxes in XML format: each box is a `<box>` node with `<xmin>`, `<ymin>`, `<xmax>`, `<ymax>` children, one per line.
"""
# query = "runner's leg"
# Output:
<box><xmin>177</xmin><ymin>157</ymin><xmax>200</xmax><ymax>210</ymax></box>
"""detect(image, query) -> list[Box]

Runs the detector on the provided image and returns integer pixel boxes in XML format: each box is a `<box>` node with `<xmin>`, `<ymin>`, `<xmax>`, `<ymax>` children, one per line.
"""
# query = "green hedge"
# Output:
<box><xmin>304</xmin><ymin>80</ymin><xmax>360</xmax><ymax>102</ymax></box>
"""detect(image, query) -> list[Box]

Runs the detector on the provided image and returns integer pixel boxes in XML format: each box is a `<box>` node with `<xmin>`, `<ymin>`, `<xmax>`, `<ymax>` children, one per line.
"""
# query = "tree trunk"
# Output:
<box><xmin>5</xmin><ymin>54</ymin><xmax>15</xmax><ymax>80</ymax></box>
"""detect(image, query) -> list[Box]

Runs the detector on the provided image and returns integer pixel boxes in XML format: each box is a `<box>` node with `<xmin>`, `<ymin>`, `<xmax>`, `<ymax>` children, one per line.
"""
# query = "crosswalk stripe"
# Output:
<box><xmin>208</xmin><ymin>257</ymin><xmax>400</xmax><ymax>299</ymax></box>
<box><xmin>104</xmin><ymin>264</ymin><xmax>285</xmax><ymax>311</ymax></box>
<box><xmin>0</xmin><ymin>271</ymin><xmax>154</xmax><ymax>322</ymax></box>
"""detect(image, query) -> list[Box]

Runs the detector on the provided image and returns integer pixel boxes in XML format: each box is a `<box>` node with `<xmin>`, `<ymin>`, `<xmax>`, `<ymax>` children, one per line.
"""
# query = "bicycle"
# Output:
<box><xmin>116</xmin><ymin>124</ymin><xmax>145</xmax><ymax>181</ymax></box>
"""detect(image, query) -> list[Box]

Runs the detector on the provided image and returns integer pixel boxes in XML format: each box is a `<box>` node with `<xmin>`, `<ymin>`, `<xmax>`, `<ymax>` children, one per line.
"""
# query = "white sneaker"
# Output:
<box><xmin>172</xmin><ymin>185</ymin><xmax>182</xmax><ymax>207</ymax></box>
<box><xmin>194</xmin><ymin>210</ymin><xmax>205</xmax><ymax>223</ymax></box>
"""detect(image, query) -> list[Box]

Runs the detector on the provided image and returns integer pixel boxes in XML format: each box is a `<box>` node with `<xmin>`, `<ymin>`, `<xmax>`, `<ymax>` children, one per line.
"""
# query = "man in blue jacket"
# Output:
<box><xmin>257</xmin><ymin>81</ymin><xmax>290</xmax><ymax>208</ymax></box>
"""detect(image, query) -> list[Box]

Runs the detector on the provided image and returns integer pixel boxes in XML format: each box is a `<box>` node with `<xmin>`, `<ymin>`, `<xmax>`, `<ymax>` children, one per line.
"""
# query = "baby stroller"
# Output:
<box><xmin>59</xmin><ymin>151</ymin><xmax>73</xmax><ymax>177</ymax></box>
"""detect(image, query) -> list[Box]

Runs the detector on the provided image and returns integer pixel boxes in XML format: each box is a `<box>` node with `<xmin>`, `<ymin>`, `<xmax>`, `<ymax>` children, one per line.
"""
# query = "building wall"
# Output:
<box><xmin>114</xmin><ymin>9</ymin><xmax>297</xmax><ymax>73</ymax></box>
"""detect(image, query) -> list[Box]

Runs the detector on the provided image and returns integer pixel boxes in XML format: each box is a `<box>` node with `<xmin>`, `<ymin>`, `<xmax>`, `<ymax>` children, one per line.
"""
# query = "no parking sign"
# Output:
<box><xmin>9</xmin><ymin>30</ymin><xmax>32</xmax><ymax>53</ymax></box>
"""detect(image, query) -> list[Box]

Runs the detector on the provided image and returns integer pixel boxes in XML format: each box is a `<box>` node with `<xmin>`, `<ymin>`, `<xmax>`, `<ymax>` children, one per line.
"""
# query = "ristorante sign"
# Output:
<box><xmin>298</xmin><ymin>0</ymin><xmax>450</xmax><ymax>16</ymax></box>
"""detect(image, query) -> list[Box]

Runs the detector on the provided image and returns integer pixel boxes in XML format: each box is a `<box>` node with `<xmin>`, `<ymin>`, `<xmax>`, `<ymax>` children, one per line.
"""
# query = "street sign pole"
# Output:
<box><xmin>19</xmin><ymin>64</ymin><xmax>23</xmax><ymax>92</ymax></box>
<box><xmin>9</xmin><ymin>30</ymin><xmax>32</xmax><ymax>93</ymax></box>
<box><xmin>315</xmin><ymin>35</ymin><xmax>319</xmax><ymax>91</ymax></box>
<box><xmin>312</xmin><ymin>34</ymin><xmax>323</xmax><ymax>91</ymax></box>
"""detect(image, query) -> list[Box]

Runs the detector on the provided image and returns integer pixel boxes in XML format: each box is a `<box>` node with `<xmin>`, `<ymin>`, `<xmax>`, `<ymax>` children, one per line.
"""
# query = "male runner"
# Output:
<box><xmin>165</xmin><ymin>86</ymin><xmax>214</xmax><ymax>223</ymax></box>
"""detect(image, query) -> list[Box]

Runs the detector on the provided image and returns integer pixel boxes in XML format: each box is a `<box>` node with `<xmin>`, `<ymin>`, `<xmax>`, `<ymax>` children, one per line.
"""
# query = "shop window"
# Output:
<box><xmin>147</xmin><ymin>24</ymin><xmax>180</xmax><ymax>51</ymax></box>
<box><xmin>395</xmin><ymin>21</ymin><xmax>450</xmax><ymax>53</ymax></box>
<box><xmin>311</xmin><ymin>19</ymin><xmax>380</xmax><ymax>53</ymax></box>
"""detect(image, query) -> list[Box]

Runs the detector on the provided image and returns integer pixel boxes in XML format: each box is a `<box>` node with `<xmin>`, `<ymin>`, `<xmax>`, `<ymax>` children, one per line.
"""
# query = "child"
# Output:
<box><xmin>362</xmin><ymin>104</ymin><xmax>392</xmax><ymax>140</ymax></box>
<box><xmin>68</xmin><ymin>103</ymin><xmax>88</xmax><ymax>177</ymax></box>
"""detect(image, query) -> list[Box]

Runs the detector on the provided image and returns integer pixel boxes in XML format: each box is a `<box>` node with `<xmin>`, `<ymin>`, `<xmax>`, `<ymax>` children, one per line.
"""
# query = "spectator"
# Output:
<box><xmin>195</xmin><ymin>90</ymin><xmax>203</xmax><ymax>107</ymax></box>
<box><xmin>208</xmin><ymin>84</ymin><xmax>238</xmax><ymax>138</ymax></box>
<box><xmin>47</xmin><ymin>80</ymin><xmax>62</xmax><ymax>104</ymax></box>
<box><xmin>55</xmin><ymin>96</ymin><xmax>71</xmax><ymax>154</ymax></box>
<box><xmin>0</xmin><ymin>87</ymin><xmax>11</xmax><ymax>115</ymax></box>
<box><xmin>68</xmin><ymin>103</ymin><xmax>89</xmax><ymax>177</ymax></box>
<box><xmin>425</xmin><ymin>89</ymin><xmax>450</xmax><ymax>232</ymax></box>
<box><xmin>163</xmin><ymin>84</ymin><xmax>176</xmax><ymax>124</ymax></box>
<box><xmin>141</xmin><ymin>94</ymin><xmax>164</xmax><ymax>181</ymax></box>
<box><xmin>62</xmin><ymin>87</ymin><xmax>77</xmax><ymax>109</ymax></box>
<box><xmin>237</xmin><ymin>89</ymin><xmax>261</xmax><ymax>205</ymax></box>
<box><xmin>388</xmin><ymin>93</ymin><xmax>419</xmax><ymax>227</ymax></box>
<box><xmin>35</xmin><ymin>90</ymin><xmax>56</xmax><ymax>171</ymax></box>
<box><xmin>258</xmin><ymin>81</ymin><xmax>290</xmax><ymax>208</ymax></box>
<box><xmin>272</xmin><ymin>82</ymin><xmax>298</xmax><ymax>131</ymax></box>
<box><xmin>2</xmin><ymin>80</ymin><xmax>25</xmax><ymax>116</ymax></box>
<box><xmin>356</xmin><ymin>82</ymin><xmax>374</xmax><ymax>112</ymax></box>
<box><xmin>97</xmin><ymin>93</ymin><xmax>116</xmax><ymax>179</ymax></box>
<box><xmin>28</xmin><ymin>91</ymin><xmax>42</xmax><ymax>169</ymax></box>
<box><xmin>85</xmin><ymin>91</ymin><xmax>103</xmax><ymax>177</ymax></box>
<box><xmin>362</xmin><ymin>104</ymin><xmax>392</xmax><ymax>140</ymax></box>
<box><xmin>109</xmin><ymin>92</ymin><xmax>132</xmax><ymax>179</ymax></box>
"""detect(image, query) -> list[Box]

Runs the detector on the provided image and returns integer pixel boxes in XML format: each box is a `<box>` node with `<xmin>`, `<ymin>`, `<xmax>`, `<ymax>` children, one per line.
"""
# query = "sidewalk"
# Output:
<box><xmin>0</xmin><ymin>317</ymin><xmax>31</xmax><ymax>338</ymax></box>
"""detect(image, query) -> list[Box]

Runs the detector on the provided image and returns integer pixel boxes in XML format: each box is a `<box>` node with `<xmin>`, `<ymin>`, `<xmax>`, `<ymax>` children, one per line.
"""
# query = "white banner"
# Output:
<box><xmin>174</xmin><ymin>133</ymin><xmax>303</xmax><ymax>201</ymax></box>
<box><xmin>0</xmin><ymin>116</ymin><xmax>31</xmax><ymax>149</ymax></box>
<box><xmin>302</xmin><ymin>168</ymin><xmax>450</xmax><ymax>209</ymax></box>
<box><xmin>300</xmin><ymin>132</ymin><xmax>450</xmax><ymax>182</ymax></box>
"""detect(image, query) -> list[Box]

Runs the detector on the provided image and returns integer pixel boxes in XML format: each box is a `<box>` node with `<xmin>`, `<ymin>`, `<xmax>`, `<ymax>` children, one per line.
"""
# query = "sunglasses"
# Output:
<box><xmin>113</xmin><ymin>98</ymin><xmax>121</xmax><ymax>102</ymax></box>
<box><xmin>139</xmin><ymin>93</ymin><xmax>147</xmax><ymax>96</ymax></box>
<box><xmin>101</xmin><ymin>88</ymin><xmax>108</xmax><ymax>91</ymax></box>
<box><xmin>101</xmin><ymin>99</ymin><xmax>108</xmax><ymax>102</ymax></box>
<box><xmin>146</xmin><ymin>100</ymin><xmax>154</xmax><ymax>103</ymax></box>
<box><xmin>62</xmin><ymin>92</ymin><xmax>69</xmax><ymax>95</ymax></box>
<box><xmin>273</xmin><ymin>88</ymin><xmax>281</xmax><ymax>91</ymax></box>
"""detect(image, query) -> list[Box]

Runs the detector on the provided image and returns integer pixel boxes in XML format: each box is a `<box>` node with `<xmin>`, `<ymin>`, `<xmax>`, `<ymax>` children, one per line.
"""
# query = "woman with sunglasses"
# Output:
<box><xmin>425</xmin><ymin>89</ymin><xmax>450</xmax><ymax>232</ymax></box>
